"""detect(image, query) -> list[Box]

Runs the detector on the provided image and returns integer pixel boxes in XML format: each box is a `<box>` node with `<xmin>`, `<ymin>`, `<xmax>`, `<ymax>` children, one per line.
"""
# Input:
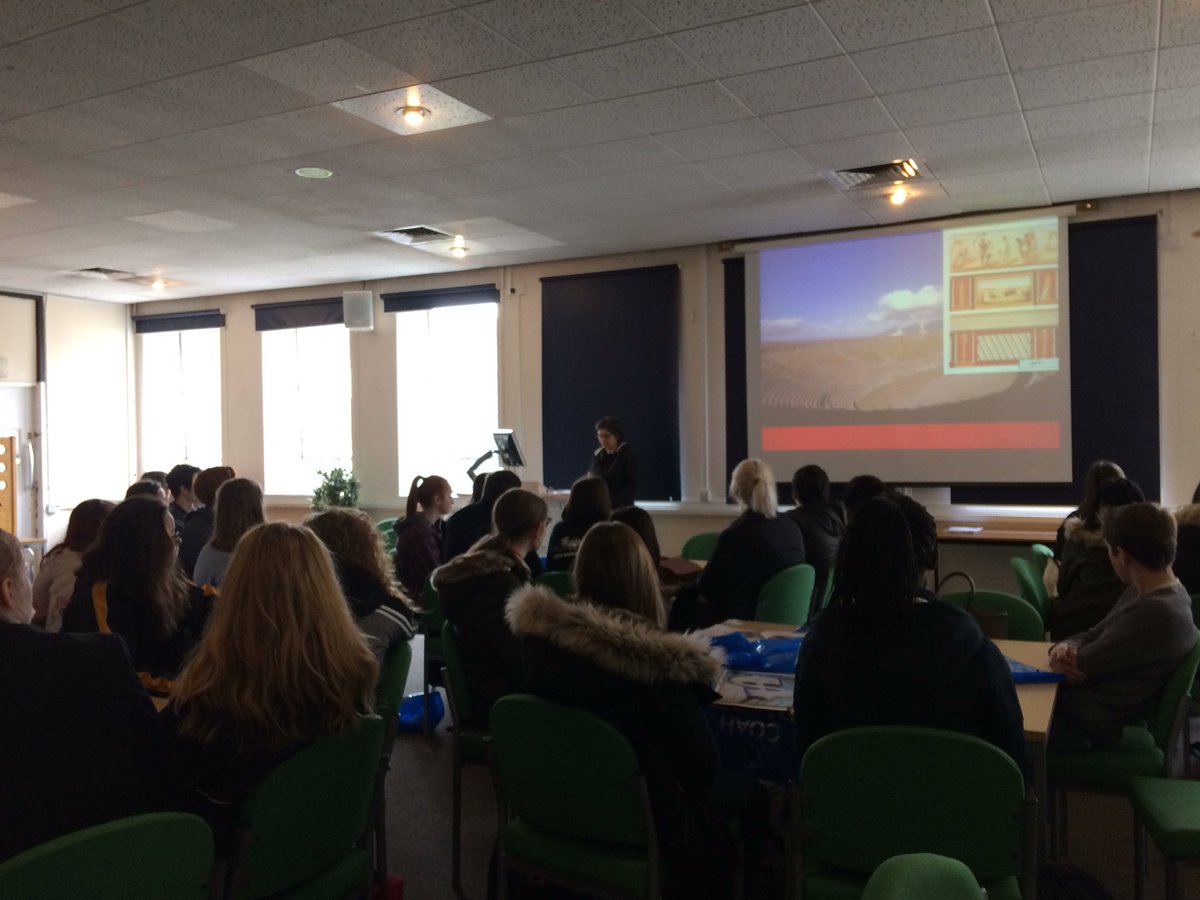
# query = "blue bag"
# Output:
<box><xmin>396</xmin><ymin>690</ymin><xmax>445</xmax><ymax>733</ymax></box>
<box><xmin>709</xmin><ymin>632</ymin><xmax>803</xmax><ymax>673</ymax></box>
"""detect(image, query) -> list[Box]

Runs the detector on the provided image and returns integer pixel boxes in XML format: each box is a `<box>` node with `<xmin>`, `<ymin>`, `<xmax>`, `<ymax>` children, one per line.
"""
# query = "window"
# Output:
<box><xmin>395</xmin><ymin>303</ymin><xmax>498</xmax><ymax>495</ymax></box>
<box><xmin>140</xmin><ymin>328</ymin><xmax>223</xmax><ymax>470</ymax></box>
<box><xmin>261</xmin><ymin>324</ymin><xmax>352</xmax><ymax>496</ymax></box>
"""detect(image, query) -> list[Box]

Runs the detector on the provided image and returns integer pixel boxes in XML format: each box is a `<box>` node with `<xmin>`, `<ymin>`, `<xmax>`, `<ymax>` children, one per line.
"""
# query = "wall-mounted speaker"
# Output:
<box><xmin>343</xmin><ymin>291</ymin><xmax>374</xmax><ymax>331</ymax></box>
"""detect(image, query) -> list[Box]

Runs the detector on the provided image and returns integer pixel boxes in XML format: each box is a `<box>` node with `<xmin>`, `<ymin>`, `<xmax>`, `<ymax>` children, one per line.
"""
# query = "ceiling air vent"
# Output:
<box><xmin>374</xmin><ymin>225</ymin><xmax>453</xmax><ymax>245</ymax></box>
<box><xmin>70</xmin><ymin>266</ymin><xmax>138</xmax><ymax>281</ymax></box>
<box><xmin>823</xmin><ymin>158</ymin><xmax>922</xmax><ymax>192</ymax></box>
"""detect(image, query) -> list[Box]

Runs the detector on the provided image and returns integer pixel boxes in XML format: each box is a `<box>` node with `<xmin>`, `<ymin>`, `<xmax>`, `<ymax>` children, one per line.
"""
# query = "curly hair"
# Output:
<box><xmin>305</xmin><ymin>507</ymin><xmax>398</xmax><ymax>593</ymax></box>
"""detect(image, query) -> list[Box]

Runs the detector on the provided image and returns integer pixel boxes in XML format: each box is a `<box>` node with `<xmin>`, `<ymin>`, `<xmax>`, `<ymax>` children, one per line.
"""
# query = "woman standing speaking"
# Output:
<box><xmin>588</xmin><ymin>415</ymin><xmax>637</xmax><ymax>507</ymax></box>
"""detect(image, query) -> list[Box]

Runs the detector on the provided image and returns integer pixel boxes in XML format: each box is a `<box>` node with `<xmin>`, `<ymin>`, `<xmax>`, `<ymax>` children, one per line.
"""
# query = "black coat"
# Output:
<box><xmin>443</xmin><ymin>501</ymin><xmax>493</xmax><ymax>560</ymax></box>
<box><xmin>698</xmin><ymin>512</ymin><xmax>806</xmax><ymax>621</ymax></box>
<box><xmin>545</xmin><ymin>519</ymin><xmax>595</xmax><ymax>572</ymax></box>
<box><xmin>432</xmin><ymin>549</ymin><xmax>530</xmax><ymax>726</ymax></box>
<box><xmin>794</xmin><ymin>598</ymin><xmax>1031</xmax><ymax>780</ymax></box>
<box><xmin>1174</xmin><ymin>505</ymin><xmax>1200</xmax><ymax>597</ymax></box>
<box><xmin>178</xmin><ymin>507</ymin><xmax>214</xmax><ymax>579</ymax></box>
<box><xmin>784</xmin><ymin>502</ymin><xmax>845</xmax><ymax>609</ymax></box>
<box><xmin>589</xmin><ymin>444</ymin><xmax>638</xmax><ymax>507</ymax></box>
<box><xmin>1049</xmin><ymin>518</ymin><xmax>1126</xmax><ymax>641</ymax></box>
<box><xmin>0</xmin><ymin>624</ymin><xmax>167</xmax><ymax>860</ymax></box>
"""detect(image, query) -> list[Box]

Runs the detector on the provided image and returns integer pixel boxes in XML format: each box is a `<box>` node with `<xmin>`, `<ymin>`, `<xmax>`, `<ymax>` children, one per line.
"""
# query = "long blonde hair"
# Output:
<box><xmin>170</xmin><ymin>522</ymin><xmax>378</xmax><ymax>753</ymax></box>
<box><xmin>730</xmin><ymin>458</ymin><xmax>777</xmax><ymax>517</ymax></box>
<box><xmin>574</xmin><ymin>522</ymin><xmax>665</xmax><ymax>628</ymax></box>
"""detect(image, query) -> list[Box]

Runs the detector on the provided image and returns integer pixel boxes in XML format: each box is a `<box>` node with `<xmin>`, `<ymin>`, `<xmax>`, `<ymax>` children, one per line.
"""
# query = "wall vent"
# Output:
<box><xmin>823</xmin><ymin>159</ymin><xmax>923</xmax><ymax>192</ymax></box>
<box><xmin>69</xmin><ymin>266</ymin><xmax>137</xmax><ymax>281</ymax></box>
<box><xmin>374</xmin><ymin>225</ymin><xmax>453</xmax><ymax>245</ymax></box>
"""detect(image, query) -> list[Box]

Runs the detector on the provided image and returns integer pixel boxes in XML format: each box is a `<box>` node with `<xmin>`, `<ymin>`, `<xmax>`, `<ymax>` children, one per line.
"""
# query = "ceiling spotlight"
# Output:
<box><xmin>151</xmin><ymin>277</ymin><xmax>166</xmax><ymax>292</ymax></box>
<box><xmin>450</xmin><ymin>234</ymin><xmax>468</xmax><ymax>258</ymax></box>
<box><xmin>398</xmin><ymin>105</ymin><xmax>430</xmax><ymax>127</ymax></box>
<box><xmin>899</xmin><ymin>159</ymin><xmax>918</xmax><ymax>178</ymax></box>
<box><xmin>294</xmin><ymin>166</ymin><xmax>333</xmax><ymax>179</ymax></box>
<box><xmin>889</xmin><ymin>186</ymin><xmax>909</xmax><ymax>206</ymax></box>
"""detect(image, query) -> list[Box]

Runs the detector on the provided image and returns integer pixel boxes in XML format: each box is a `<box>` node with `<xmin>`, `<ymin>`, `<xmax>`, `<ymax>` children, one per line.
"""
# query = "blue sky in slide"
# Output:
<box><xmin>761</xmin><ymin>230</ymin><xmax>944</xmax><ymax>341</ymax></box>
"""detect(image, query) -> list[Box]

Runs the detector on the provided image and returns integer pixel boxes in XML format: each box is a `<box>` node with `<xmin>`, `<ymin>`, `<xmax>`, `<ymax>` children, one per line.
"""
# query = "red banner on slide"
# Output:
<box><xmin>762</xmin><ymin>422</ymin><xmax>1061</xmax><ymax>451</ymax></box>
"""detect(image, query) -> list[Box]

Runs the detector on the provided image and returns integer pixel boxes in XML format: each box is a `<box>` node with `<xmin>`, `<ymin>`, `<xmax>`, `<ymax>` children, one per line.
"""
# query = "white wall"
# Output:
<box><xmin>0</xmin><ymin>295</ymin><xmax>37</xmax><ymax>385</ymax></box>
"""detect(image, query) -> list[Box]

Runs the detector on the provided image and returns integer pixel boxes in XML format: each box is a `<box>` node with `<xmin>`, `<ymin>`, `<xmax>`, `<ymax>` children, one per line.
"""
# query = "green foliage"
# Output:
<box><xmin>311</xmin><ymin>467</ymin><xmax>360</xmax><ymax>510</ymax></box>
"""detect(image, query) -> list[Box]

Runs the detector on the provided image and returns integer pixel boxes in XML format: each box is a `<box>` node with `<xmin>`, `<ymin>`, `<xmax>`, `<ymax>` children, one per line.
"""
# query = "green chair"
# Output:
<box><xmin>940</xmin><ymin>589</ymin><xmax>1045</xmax><ymax>641</ymax></box>
<box><xmin>372</xmin><ymin>641</ymin><xmax>413</xmax><ymax>890</ymax></box>
<box><xmin>1030</xmin><ymin>543</ymin><xmax>1054</xmax><ymax>572</ymax></box>
<box><xmin>792</xmin><ymin>726</ymin><xmax>1034</xmax><ymax>900</ymax></box>
<box><xmin>681</xmin><ymin>531</ymin><xmax>720</xmax><ymax>562</ymax></box>
<box><xmin>377</xmin><ymin>517</ymin><xmax>399</xmax><ymax>555</ymax></box>
<box><xmin>1130</xmin><ymin>775</ymin><xmax>1200</xmax><ymax>900</ymax></box>
<box><xmin>0</xmin><ymin>813</ymin><xmax>214</xmax><ymax>899</ymax></box>
<box><xmin>757</xmin><ymin>563</ymin><xmax>816</xmax><ymax>626</ymax></box>
<box><xmin>862</xmin><ymin>853</ymin><xmax>984</xmax><ymax>900</ymax></box>
<box><xmin>441</xmin><ymin>620</ymin><xmax>491</xmax><ymax>894</ymax></box>
<box><xmin>536</xmin><ymin>570</ymin><xmax>573</xmax><ymax>597</ymax></box>
<box><xmin>490</xmin><ymin>694</ymin><xmax>660</xmax><ymax>900</ymax></box>
<box><xmin>224</xmin><ymin>715</ymin><xmax>386</xmax><ymax>899</ymax></box>
<box><xmin>1010</xmin><ymin>556</ymin><xmax>1050</xmax><ymax>619</ymax></box>
<box><xmin>419</xmin><ymin>578</ymin><xmax>446</xmax><ymax>735</ymax></box>
<box><xmin>1188</xmin><ymin>595</ymin><xmax>1200</xmax><ymax>775</ymax></box>
<box><xmin>1048</xmin><ymin>633</ymin><xmax>1200</xmax><ymax>860</ymax></box>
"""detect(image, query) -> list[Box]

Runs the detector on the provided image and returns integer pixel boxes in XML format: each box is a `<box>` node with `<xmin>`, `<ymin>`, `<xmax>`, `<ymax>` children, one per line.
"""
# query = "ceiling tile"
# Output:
<box><xmin>603</xmin><ymin>163</ymin><xmax>723</xmax><ymax>195</ymax></box>
<box><xmin>814</xmin><ymin>0</ymin><xmax>993</xmax><ymax>52</ymax></box>
<box><xmin>764</xmin><ymin>98</ymin><xmax>896</xmax><ymax>146</ymax></box>
<box><xmin>937</xmin><ymin>167</ymin><xmax>1047</xmax><ymax>198</ymax></box>
<box><xmin>0</xmin><ymin>158</ymin><xmax>147</xmax><ymax>200</ymax></box>
<box><xmin>750</xmin><ymin>192</ymin><xmax>875</xmax><ymax>232</ymax></box>
<box><xmin>1012</xmin><ymin>51</ymin><xmax>1155</xmax><ymax>108</ymax></box>
<box><xmin>867</xmin><ymin>191</ymin><xmax>962</xmax><ymax>225</ymax></box>
<box><xmin>1162</xmin><ymin>0</ymin><xmax>1200</xmax><ymax>48</ymax></box>
<box><xmin>626</xmin><ymin>0</ymin><xmax>796</xmax><ymax>32</ymax></box>
<box><xmin>1025</xmin><ymin>93</ymin><xmax>1152</xmax><ymax>141</ymax></box>
<box><xmin>269</xmin><ymin>0</ymin><xmax>455</xmax><ymax>33</ymax></box>
<box><xmin>464</xmin><ymin>0</ymin><xmax>658</xmax><ymax>58</ymax></box>
<box><xmin>1041</xmin><ymin>154</ymin><xmax>1148</xmax><ymax>201</ymax></box>
<box><xmin>125</xmin><ymin>210</ymin><xmax>238</xmax><ymax>233</ymax></box>
<box><xmin>431</xmin><ymin>63</ymin><xmax>594</xmax><ymax>118</ymax></box>
<box><xmin>922</xmin><ymin>141</ymin><xmax>1038</xmax><ymax>179</ymax></box>
<box><xmin>721</xmin><ymin>56</ymin><xmax>873</xmax><ymax>116</ymax></box>
<box><xmin>403</xmin><ymin>120</ymin><xmax>541</xmax><ymax>164</ymax></box>
<box><xmin>504</xmin><ymin>102</ymin><xmax>645</xmax><ymax>149</ymax></box>
<box><xmin>1151</xmin><ymin>118</ymin><xmax>1200</xmax><ymax>153</ymax></box>
<box><xmin>558</xmin><ymin>136</ymin><xmax>687</xmax><ymax>174</ymax></box>
<box><xmin>655</xmin><ymin>119</ymin><xmax>784</xmax><ymax>161</ymax></box>
<box><xmin>1154</xmin><ymin>85</ymin><xmax>1200</xmax><ymax>123</ymax></box>
<box><xmin>1157</xmin><ymin>45</ymin><xmax>1200</xmax><ymax>89</ymax></box>
<box><xmin>670</xmin><ymin>6</ymin><xmax>841</xmax><ymax>78</ymax></box>
<box><xmin>346</xmin><ymin>10</ymin><xmax>532</xmax><ymax>82</ymax></box>
<box><xmin>990</xmin><ymin>0</ymin><xmax>1130</xmax><ymax>24</ymax></box>
<box><xmin>546</xmin><ymin>37</ymin><xmax>708</xmax><ymax>100</ymax></box>
<box><xmin>1034</xmin><ymin>125</ymin><xmax>1149</xmax><ymax>166</ymax></box>
<box><xmin>730</xmin><ymin>173</ymin><xmax>835</xmax><ymax>205</ymax></box>
<box><xmin>144</xmin><ymin>65</ymin><xmax>317</xmax><ymax>123</ymax></box>
<box><xmin>0</xmin><ymin>0</ymin><xmax>107</xmax><ymax>43</ymax></box>
<box><xmin>957</xmin><ymin>188</ymin><xmax>1052</xmax><ymax>212</ymax></box>
<box><xmin>795</xmin><ymin>131</ymin><xmax>917</xmax><ymax>170</ymax></box>
<box><xmin>470</xmin><ymin>152</ymin><xmax>590</xmax><ymax>189</ymax></box>
<box><xmin>116</xmin><ymin>0</ymin><xmax>329</xmax><ymax>62</ymax></box>
<box><xmin>852</xmin><ymin>27</ymin><xmax>1008</xmax><ymax>92</ymax></box>
<box><xmin>881</xmin><ymin>75</ymin><xmax>1020</xmax><ymax>128</ymax></box>
<box><xmin>998</xmin><ymin>2</ymin><xmax>1158</xmax><ymax>71</ymax></box>
<box><xmin>1149</xmin><ymin>149</ymin><xmax>1200</xmax><ymax>192</ymax></box>
<box><xmin>698</xmin><ymin>148</ymin><xmax>814</xmax><ymax>187</ymax></box>
<box><xmin>0</xmin><ymin>43</ymin><xmax>125</xmax><ymax>119</ymax></box>
<box><xmin>0</xmin><ymin>137</ymin><xmax>59</xmax><ymax>172</ymax></box>
<box><xmin>618</xmin><ymin>82</ymin><xmax>752</xmax><ymax>133</ymax></box>
<box><xmin>239</xmin><ymin>39</ymin><xmax>417</xmax><ymax>103</ymax></box>
<box><xmin>86</xmin><ymin>140</ymin><xmax>214</xmax><ymax>179</ymax></box>
<box><xmin>907</xmin><ymin>113</ymin><xmax>1030</xmax><ymax>156</ymax></box>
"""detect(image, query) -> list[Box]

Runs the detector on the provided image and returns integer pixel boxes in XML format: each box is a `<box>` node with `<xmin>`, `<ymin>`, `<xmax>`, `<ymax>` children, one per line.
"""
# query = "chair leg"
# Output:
<box><xmin>452</xmin><ymin>741</ymin><xmax>463</xmax><ymax>893</ymax></box>
<box><xmin>1134</xmin><ymin>817</ymin><xmax>1146</xmax><ymax>900</ymax></box>
<box><xmin>1165</xmin><ymin>859</ymin><xmax>1178</xmax><ymax>900</ymax></box>
<box><xmin>1056</xmin><ymin>789</ymin><xmax>1069</xmax><ymax>858</ymax></box>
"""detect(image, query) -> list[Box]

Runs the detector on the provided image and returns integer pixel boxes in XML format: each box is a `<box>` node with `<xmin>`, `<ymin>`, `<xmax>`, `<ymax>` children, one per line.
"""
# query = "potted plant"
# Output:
<box><xmin>311</xmin><ymin>467</ymin><xmax>360</xmax><ymax>510</ymax></box>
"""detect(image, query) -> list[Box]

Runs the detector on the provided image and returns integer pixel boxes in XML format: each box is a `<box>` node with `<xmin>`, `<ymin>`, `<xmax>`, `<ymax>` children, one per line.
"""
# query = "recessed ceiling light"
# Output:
<box><xmin>151</xmin><ymin>278</ymin><xmax>166</xmax><ymax>292</ymax></box>
<box><xmin>889</xmin><ymin>186</ymin><xmax>909</xmax><ymax>206</ymax></box>
<box><xmin>398</xmin><ymin>105</ymin><xmax>430</xmax><ymax>127</ymax></box>
<box><xmin>294</xmin><ymin>166</ymin><xmax>333</xmax><ymax>179</ymax></box>
<box><xmin>450</xmin><ymin>234</ymin><xmax>469</xmax><ymax>258</ymax></box>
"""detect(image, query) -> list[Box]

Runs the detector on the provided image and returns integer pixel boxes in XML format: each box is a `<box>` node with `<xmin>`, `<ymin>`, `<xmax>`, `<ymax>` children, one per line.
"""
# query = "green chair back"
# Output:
<box><xmin>1146</xmin><ymin>631</ymin><xmax>1200</xmax><ymax>755</ymax></box>
<box><xmin>799</xmin><ymin>726</ymin><xmax>1028</xmax><ymax>886</ymax></box>
<box><xmin>229</xmin><ymin>715</ymin><xmax>385</xmax><ymax>899</ymax></box>
<box><xmin>536</xmin><ymin>570</ymin><xmax>573</xmax><ymax>598</ymax></box>
<box><xmin>1009</xmin><ymin>556</ymin><xmax>1049</xmax><ymax>619</ymax></box>
<box><xmin>940</xmin><ymin>589</ymin><xmax>1045</xmax><ymax>641</ymax></box>
<box><xmin>862</xmin><ymin>853</ymin><xmax>983</xmax><ymax>900</ymax></box>
<box><xmin>490</xmin><ymin>694</ymin><xmax>651</xmax><ymax>846</ymax></box>
<box><xmin>1030</xmin><ymin>543</ymin><xmax>1054</xmax><ymax>573</ymax></box>
<box><xmin>0</xmin><ymin>813</ymin><xmax>213</xmax><ymax>900</ymax></box>
<box><xmin>375</xmin><ymin>640</ymin><xmax>414</xmax><ymax>720</ymax></box>
<box><xmin>757</xmin><ymin>563</ymin><xmax>816</xmax><ymax>626</ymax></box>
<box><xmin>441</xmin><ymin>620</ymin><xmax>476</xmax><ymax>731</ymax></box>
<box><xmin>681</xmin><ymin>531</ymin><xmax>720</xmax><ymax>562</ymax></box>
<box><xmin>377</xmin><ymin>518</ymin><xmax>399</xmax><ymax>554</ymax></box>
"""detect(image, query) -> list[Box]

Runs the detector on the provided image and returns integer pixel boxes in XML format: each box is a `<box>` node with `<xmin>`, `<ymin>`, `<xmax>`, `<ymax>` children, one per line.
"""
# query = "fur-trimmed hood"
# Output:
<box><xmin>432</xmin><ymin>549</ymin><xmax>525</xmax><ymax>591</ymax></box>
<box><xmin>506</xmin><ymin>585</ymin><xmax>722</xmax><ymax>687</ymax></box>
<box><xmin>1062</xmin><ymin>515</ymin><xmax>1105</xmax><ymax>545</ymax></box>
<box><xmin>1176</xmin><ymin>503</ymin><xmax>1200</xmax><ymax>529</ymax></box>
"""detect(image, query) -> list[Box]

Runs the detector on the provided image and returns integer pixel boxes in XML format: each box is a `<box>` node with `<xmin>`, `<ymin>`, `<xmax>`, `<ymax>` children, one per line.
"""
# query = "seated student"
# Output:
<box><xmin>1172</xmin><ymin>478</ymin><xmax>1200</xmax><ymax>596</ymax></box>
<box><xmin>393</xmin><ymin>474</ymin><xmax>453</xmax><ymax>597</ymax></box>
<box><xmin>793</xmin><ymin>495</ymin><xmax>1031</xmax><ymax>779</ymax></box>
<box><xmin>610</xmin><ymin>504</ymin><xmax>661</xmax><ymax>568</ymax></box>
<box><xmin>179</xmin><ymin>466</ymin><xmax>235</xmax><ymax>579</ymax></box>
<box><xmin>61</xmin><ymin>496</ymin><xmax>212</xmax><ymax>693</ymax></box>
<box><xmin>126</xmin><ymin>479</ymin><xmax>167</xmax><ymax>500</ymax></box>
<box><xmin>785</xmin><ymin>464</ymin><xmax>845</xmax><ymax>613</ymax></box>
<box><xmin>1049</xmin><ymin>477</ymin><xmax>1145</xmax><ymax>641</ymax></box>
<box><xmin>441</xmin><ymin>470</ymin><xmax>543</xmax><ymax>578</ymax></box>
<box><xmin>1053</xmin><ymin>459</ymin><xmax>1124</xmax><ymax>562</ymax></box>
<box><xmin>1048</xmin><ymin>502</ymin><xmax>1198</xmax><ymax>751</ymax></box>
<box><xmin>841</xmin><ymin>473</ymin><xmax>885</xmax><ymax>523</ymax></box>
<box><xmin>165</xmin><ymin>464</ymin><xmax>200</xmax><ymax>533</ymax></box>
<box><xmin>192</xmin><ymin>478</ymin><xmax>264</xmax><ymax>589</ymax></box>
<box><xmin>432</xmin><ymin>488</ymin><xmax>546</xmax><ymax>726</ymax></box>
<box><xmin>32</xmin><ymin>498</ymin><xmax>113</xmax><ymax>632</ymax></box>
<box><xmin>672</xmin><ymin>459</ymin><xmax>805</xmax><ymax>629</ymax></box>
<box><xmin>162</xmin><ymin>522</ymin><xmax>378</xmax><ymax>850</ymax></box>
<box><xmin>0</xmin><ymin>529</ymin><xmax>167</xmax><ymax>861</ymax></box>
<box><xmin>546</xmin><ymin>475</ymin><xmax>611</xmax><ymax>572</ymax></box>
<box><xmin>306</xmin><ymin>507</ymin><xmax>416</xmax><ymax>659</ymax></box>
<box><xmin>507</xmin><ymin>522</ymin><xmax>769</xmax><ymax>900</ymax></box>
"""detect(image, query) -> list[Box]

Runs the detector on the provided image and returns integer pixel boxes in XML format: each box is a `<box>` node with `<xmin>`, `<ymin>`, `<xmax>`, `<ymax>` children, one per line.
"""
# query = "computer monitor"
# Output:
<box><xmin>493</xmin><ymin>429</ymin><xmax>526</xmax><ymax>468</ymax></box>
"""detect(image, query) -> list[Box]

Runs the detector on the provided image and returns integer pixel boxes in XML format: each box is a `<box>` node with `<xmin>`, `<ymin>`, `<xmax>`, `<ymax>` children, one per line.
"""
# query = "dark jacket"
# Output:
<box><xmin>507</xmin><ymin>586</ymin><xmax>723</xmax><ymax>866</ymax></box>
<box><xmin>61</xmin><ymin>578</ymin><xmax>212</xmax><ymax>693</ymax></box>
<box><xmin>794</xmin><ymin>599</ymin><xmax>1031</xmax><ymax>780</ymax></box>
<box><xmin>433</xmin><ymin>549</ymin><xmax>530</xmax><ymax>725</ymax></box>
<box><xmin>393</xmin><ymin>515</ymin><xmax>444</xmax><ymax>597</ymax></box>
<box><xmin>545</xmin><ymin>519</ymin><xmax>595</xmax><ymax>572</ymax></box>
<box><xmin>784</xmin><ymin>502</ymin><xmax>844</xmax><ymax>610</ymax></box>
<box><xmin>178</xmin><ymin>506</ymin><xmax>214</xmax><ymax>579</ymax></box>
<box><xmin>334</xmin><ymin>558</ymin><xmax>415</xmax><ymax>660</ymax></box>
<box><xmin>444</xmin><ymin>501</ymin><xmax>493</xmax><ymax>560</ymax></box>
<box><xmin>0</xmin><ymin>624</ymin><xmax>168</xmax><ymax>860</ymax></box>
<box><xmin>589</xmin><ymin>443</ymin><xmax>637</xmax><ymax>508</ymax></box>
<box><xmin>1173</xmin><ymin>504</ymin><xmax>1200</xmax><ymax>596</ymax></box>
<box><xmin>1049</xmin><ymin>517</ymin><xmax>1127</xmax><ymax>641</ymax></box>
<box><xmin>168</xmin><ymin>501</ymin><xmax>189</xmax><ymax>535</ymax></box>
<box><xmin>699</xmin><ymin>512</ymin><xmax>806</xmax><ymax>621</ymax></box>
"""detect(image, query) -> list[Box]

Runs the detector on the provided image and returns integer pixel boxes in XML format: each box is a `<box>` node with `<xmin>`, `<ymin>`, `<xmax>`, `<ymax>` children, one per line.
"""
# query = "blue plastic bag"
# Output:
<box><xmin>709</xmin><ymin>632</ymin><xmax>803</xmax><ymax>673</ymax></box>
<box><xmin>396</xmin><ymin>690</ymin><xmax>445</xmax><ymax>733</ymax></box>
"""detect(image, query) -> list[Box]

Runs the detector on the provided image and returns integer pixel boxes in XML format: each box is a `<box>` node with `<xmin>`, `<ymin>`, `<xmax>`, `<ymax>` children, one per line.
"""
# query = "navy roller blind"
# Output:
<box><xmin>252</xmin><ymin>297</ymin><xmax>343</xmax><ymax>332</ymax></box>
<box><xmin>133</xmin><ymin>310</ymin><xmax>225</xmax><ymax>333</ymax></box>
<box><xmin>381</xmin><ymin>283</ymin><xmax>499</xmax><ymax>313</ymax></box>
